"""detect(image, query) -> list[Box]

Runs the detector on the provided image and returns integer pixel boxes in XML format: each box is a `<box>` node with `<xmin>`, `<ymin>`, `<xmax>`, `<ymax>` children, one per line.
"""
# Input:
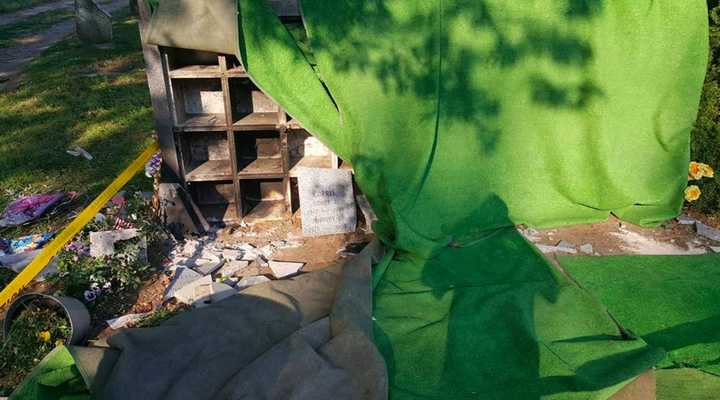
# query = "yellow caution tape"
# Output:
<box><xmin>0</xmin><ymin>142</ymin><xmax>160</xmax><ymax>308</ymax></box>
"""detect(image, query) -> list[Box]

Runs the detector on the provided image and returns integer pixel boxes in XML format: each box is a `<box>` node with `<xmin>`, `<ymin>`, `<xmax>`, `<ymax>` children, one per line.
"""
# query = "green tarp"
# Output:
<box><xmin>86</xmin><ymin>1</ymin><xmax>710</xmax><ymax>399</ymax></box>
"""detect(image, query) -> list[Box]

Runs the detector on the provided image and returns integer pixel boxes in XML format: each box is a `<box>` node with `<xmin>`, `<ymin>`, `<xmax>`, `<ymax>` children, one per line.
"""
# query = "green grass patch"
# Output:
<box><xmin>0</xmin><ymin>0</ymin><xmax>50</xmax><ymax>14</ymax></box>
<box><xmin>0</xmin><ymin>10</ymin><xmax>154</xmax><ymax>236</ymax></box>
<box><xmin>0</xmin><ymin>9</ymin><xmax>74</xmax><ymax>49</ymax></box>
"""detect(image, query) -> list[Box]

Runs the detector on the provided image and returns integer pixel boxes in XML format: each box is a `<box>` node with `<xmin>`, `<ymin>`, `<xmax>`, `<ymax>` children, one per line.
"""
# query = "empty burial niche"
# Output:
<box><xmin>241</xmin><ymin>179</ymin><xmax>286</xmax><ymax>222</ymax></box>
<box><xmin>236</xmin><ymin>131</ymin><xmax>283</xmax><ymax>176</ymax></box>
<box><xmin>188</xmin><ymin>181</ymin><xmax>237</xmax><ymax>222</ymax></box>
<box><xmin>171</xmin><ymin>78</ymin><xmax>225</xmax><ymax>129</ymax></box>
<box><xmin>165</xmin><ymin>48</ymin><xmax>220</xmax><ymax>76</ymax></box>
<box><xmin>180</xmin><ymin>133</ymin><xmax>231</xmax><ymax>182</ymax></box>
<box><xmin>230</xmin><ymin>79</ymin><xmax>281</xmax><ymax>129</ymax></box>
<box><xmin>288</xmin><ymin>130</ymin><xmax>334</xmax><ymax>176</ymax></box>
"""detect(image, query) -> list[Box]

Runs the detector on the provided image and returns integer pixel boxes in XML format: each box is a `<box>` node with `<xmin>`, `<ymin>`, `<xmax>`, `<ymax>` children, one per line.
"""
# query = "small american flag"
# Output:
<box><xmin>113</xmin><ymin>217</ymin><xmax>135</xmax><ymax>230</ymax></box>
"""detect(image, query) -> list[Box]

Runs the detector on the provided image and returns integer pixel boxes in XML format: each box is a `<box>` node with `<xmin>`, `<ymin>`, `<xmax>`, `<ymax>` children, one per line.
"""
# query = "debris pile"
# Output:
<box><xmin>162</xmin><ymin>237</ymin><xmax>305</xmax><ymax>308</ymax></box>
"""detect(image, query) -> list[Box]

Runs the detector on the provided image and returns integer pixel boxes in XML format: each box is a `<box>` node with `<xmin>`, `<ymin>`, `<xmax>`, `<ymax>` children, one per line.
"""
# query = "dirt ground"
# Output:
<box><xmin>91</xmin><ymin>207</ymin><xmax>720</xmax><ymax>339</ymax></box>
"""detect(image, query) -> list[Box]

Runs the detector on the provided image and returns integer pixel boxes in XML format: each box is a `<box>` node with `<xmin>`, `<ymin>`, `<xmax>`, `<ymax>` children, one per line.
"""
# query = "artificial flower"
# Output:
<box><xmin>38</xmin><ymin>331</ymin><xmax>51</xmax><ymax>343</ymax></box>
<box><xmin>689</xmin><ymin>162</ymin><xmax>703</xmax><ymax>180</ymax></box>
<box><xmin>699</xmin><ymin>163</ymin><xmax>715</xmax><ymax>178</ymax></box>
<box><xmin>685</xmin><ymin>185</ymin><xmax>701</xmax><ymax>202</ymax></box>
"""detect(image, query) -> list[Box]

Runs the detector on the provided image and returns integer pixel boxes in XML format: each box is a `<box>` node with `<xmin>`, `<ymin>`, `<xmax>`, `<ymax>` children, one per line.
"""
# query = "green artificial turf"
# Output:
<box><xmin>0</xmin><ymin>9</ymin><xmax>74</xmax><ymax>49</ymax></box>
<box><xmin>558</xmin><ymin>254</ymin><xmax>720</xmax><ymax>376</ymax></box>
<box><xmin>0</xmin><ymin>10</ymin><xmax>154</xmax><ymax>237</ymax></box>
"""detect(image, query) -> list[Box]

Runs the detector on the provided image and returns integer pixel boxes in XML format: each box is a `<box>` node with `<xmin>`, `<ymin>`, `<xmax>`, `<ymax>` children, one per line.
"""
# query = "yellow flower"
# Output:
<box><xmin>699</xmin><ymin>163</ymin><xmax>715</xmax><ymax>178</ymax></box>
<box><xmin>38</xmin><ymin>331</ymin><xmax>51</xmax><ymax>343</ymax></box>
<box><xmin>689</xmin><ymin>162</ymin><xmax>704</xmax><ymax>180</ymax></box>
<box><xmin>685</xmin><ymin>185</ymin><xmax>702</xmax><ymax>202</ymax></box>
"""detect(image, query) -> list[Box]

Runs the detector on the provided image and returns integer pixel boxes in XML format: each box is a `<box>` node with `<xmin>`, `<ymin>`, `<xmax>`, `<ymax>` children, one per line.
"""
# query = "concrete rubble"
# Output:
<box><xmin>162</xmin><ymin>236</ymin><xmax>307</xmax><ymax>307</ymax></box>
<box><xmin>106</xmin><ymin>312</ymin><xmax>152</xmax><ymax>330</ymax></box>
<box><xmin>580</xmin><ymin>243</ymin><xmax>594</xmax><ymax>255</ymax></box>
<box><xmin>696</xmin><ymin>222</ymin><xmax>720</xmax><ymax>242</ymax></box>
<box><xmin>268</xmin><ymin>261</ymin><xmax>305</xmax><ymax>278</ymax></box>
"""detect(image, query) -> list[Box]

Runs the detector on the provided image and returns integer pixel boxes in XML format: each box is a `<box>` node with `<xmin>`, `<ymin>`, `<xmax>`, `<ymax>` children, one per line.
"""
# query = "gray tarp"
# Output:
<box><xmin>69</xmin><ymin>241</ymin><xmax>388</xmax><ymax>400</ymax></box>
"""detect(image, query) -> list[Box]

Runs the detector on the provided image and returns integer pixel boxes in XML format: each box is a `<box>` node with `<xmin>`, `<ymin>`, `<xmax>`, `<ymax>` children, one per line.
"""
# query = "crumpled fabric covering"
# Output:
<box><xmin>0</xmin><ymin>193</ymin><xmax>64</xmax><ymax>228</ymax></box>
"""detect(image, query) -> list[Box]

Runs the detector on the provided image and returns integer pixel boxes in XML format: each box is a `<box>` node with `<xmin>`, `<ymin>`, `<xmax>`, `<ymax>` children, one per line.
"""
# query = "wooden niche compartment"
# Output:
<box><xmin>165</xmin><ymin>48</ymin><xmax>222</xmax><ymax>78</ymax></box>
<box><xmin>236</xmin><ymin>131</ymin><xmax>283</xmax><ymax>178</ymax></box>
<box><xmin>241</xmin><ymin>178</ymin><xmax>288</xmax><ymax>222</ymax></box>
<box><xmin>230</xmin><ymin>78</ymin><xmax>283</xmax><ymax>130</ymax></box>
<box><xmin>188</xmin><ymin>181</ymin><xmax>238</xmax><ymax>223</ymax></box>
<box><xmin>170</xmin><ymin>78</ymin><xmax>226</xmax><ymax>130</ymax></box>
<box><xmin>288</xmin><ymin>129</ymin><xmax>336</xmax><ymax>177</ymax></box>
<box><xmin>179</xmin><ymin>132</ymin><xmax>232</xmax><ymax>182</ymax></box>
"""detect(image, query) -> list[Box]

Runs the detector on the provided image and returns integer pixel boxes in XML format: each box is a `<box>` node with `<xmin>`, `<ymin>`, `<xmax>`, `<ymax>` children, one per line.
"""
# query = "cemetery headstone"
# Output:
<box><xmin>297</xmin><ymin>168</ymin><xmax>356</xmax><ymax>237</ymax></box>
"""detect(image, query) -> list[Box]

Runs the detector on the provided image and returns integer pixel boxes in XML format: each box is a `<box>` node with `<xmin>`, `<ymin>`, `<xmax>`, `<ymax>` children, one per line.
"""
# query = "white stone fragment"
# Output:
<box><xmin>106</xmin><ymin>312</ymin><xmax>151</xmax><ymax>330</ymax></box>
<box><xmin>216</xmin><ymin>260</ymin><xmax>250</xmax><ymax>278</ymax></box>
<box><xmin>268</xmin><ymin>261</ymin><xmax>305</xmax><ymax>278</ymax></box>
<box><xmin>164</xmin><ymin>267</ymin><xmax>203</xmax><ymax>301</ymax></box>
<box><xmin>697</xmin><ymin>223</ymin><xmax>720</xmax><ymax>242</ymax></box>
<box><xmin>580</xmin><ymin>244</ymin><xmax>594</xmax><ymax>255</ymax></box>
<box><xmin>236</xmin><ymin>276</ymin><xmax>271</xmax><ymax>291</ymax></box>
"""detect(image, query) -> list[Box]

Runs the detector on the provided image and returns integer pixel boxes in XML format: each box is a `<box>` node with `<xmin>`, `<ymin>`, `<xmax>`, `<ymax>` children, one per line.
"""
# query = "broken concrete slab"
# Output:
<box><xmin>236</xmin><ymin>275</ymin><xmax>271</xmax><ymax>291</ymax></box>
<box><xmin>580</xmin><ymin>244</ymin><xmax>594</xmax><ymax>255</ymax></box>
<box><xmin>174</xmin><ymin>275</ymin><xmax>213</xmax><ymax>305</ymax></box>
<box><xmin>697</xmin><ymin>222</ymin><xmax>720</xmax><ymax>242</ymax></box>
<box><xmin>89</xmin><ymin>229</ymin><xmax>142</xmax><ymax>257</ymax></box>
<box><xmin>677</xmin><ymin>215</ymin><xmax>697</xmax><ymax>225</ymax></box>
<box><xmin>222</xmin><ymin>248</ymin><xmax>243</xmax><ymax>261</ymax></box>
<box><xmin>75</xmin><ymin>0</ymin><xmax>113</xmax><ymax>44</ymax></box>
<box><xmin>710</xmin><ymin>246</ymin><xmax>720</xmax><ymax>254</ymax></box>
<box><xmin>164</xmin><ymin>267</ymin><xmax>203</xmax><ymax>301</ymax></box>
<box><xmin>106</xmin><ymin>312</ymin><xmax>151</xmax><ymax>330</ymax></box>
<box><xmin>216</xmin><ymin>260</ymin><xmax>249</xmax><ymax>278</ymax></box>
<box><xmin>192</xmin><ymin>252</ymin><xmax>224</xmax><ymax>275</ymax></box>
<box><xmin>181</xmin><ymin>280</ymin><xmax>236</xmax><ymax>308</ymax></box>
<box><xmin>268</xmin><ymin>261</ymin><xmax>304</xmax><ymax>279</ymax></box>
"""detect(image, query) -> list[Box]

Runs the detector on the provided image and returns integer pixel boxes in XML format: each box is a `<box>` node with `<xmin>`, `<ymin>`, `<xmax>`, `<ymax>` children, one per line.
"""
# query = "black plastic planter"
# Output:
<box><xmin>3</xmin><ymin>293</ymin><xmax>90</xmax><ymax>345</ymax></box>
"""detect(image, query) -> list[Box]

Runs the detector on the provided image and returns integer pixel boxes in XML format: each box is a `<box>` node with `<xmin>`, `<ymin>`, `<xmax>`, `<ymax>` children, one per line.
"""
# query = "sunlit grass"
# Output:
<box><xmin>0</xmin><ymin>9</ymin><xmax>154</xmax><ymax>234</ymax></box>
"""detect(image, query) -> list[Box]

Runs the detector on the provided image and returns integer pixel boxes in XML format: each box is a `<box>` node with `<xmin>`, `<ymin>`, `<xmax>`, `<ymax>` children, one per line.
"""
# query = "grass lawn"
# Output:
<box><xmin>0</xmin><ymin>9</ymin><xmax>74</xmax><ymax>49</ymax></box>
<box><xmin>0</xmin><ymin>9</ymin><xmax>154</xmax><ymax>237</ymax></box>
<box><xmin>0</xmin><ymin>0</ymin><xmax>49</xmax><ymax>14</ymax></box>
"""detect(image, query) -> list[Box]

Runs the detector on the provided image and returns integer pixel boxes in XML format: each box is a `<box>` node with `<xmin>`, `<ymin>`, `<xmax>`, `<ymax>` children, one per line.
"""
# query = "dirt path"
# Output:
<box><xmin>0</xmin><ymin>0</ymin><xmax>127</xmax><ymax>85</ymax></box>
<box><xmin>0</xmin><ymin>0</ymin><xmax>73</xmax><ymax>27</ymax></box>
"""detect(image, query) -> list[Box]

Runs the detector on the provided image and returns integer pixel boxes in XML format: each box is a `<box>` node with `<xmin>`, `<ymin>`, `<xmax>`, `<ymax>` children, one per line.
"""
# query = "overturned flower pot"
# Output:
<box><xmin>3</xmin><ymin>293</ymin><xmax>90</xmax><ymax>345</ymax></box>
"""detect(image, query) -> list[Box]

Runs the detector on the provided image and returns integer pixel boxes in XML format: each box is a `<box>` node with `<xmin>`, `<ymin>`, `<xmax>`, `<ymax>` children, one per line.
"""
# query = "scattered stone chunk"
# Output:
<box><xmin>106</xmin><ymin>312</ymin><xmax>151</xmax><ymax>330</ymax></box>
<box><xmin>556</xmin><ymin>240</ymin><xmax>578</xmax><ymax>254</ymax></box>
<box><xmin>222</xmin><ymin>249</ymin><xmax>243</xmax><ymax>261</ymax></box>
<box><xmin>697</xmin><ymin>223</ymin><xmax>720</xmax><ymax>242</ymax></box>
<box><xmin>216</xmin><ymin>260</ymin><xmax>249</xmax><ymax>278</ymax></box>
<box><xmin>89</xmin><ymin>229</ymin><xmax>145</xmax><ymax>259</ymax></box>
<box><xmin>268</xmin><ymin>261</ymin><xmax>304</xmax><ymax>278</ymax></box>
<box><xmin>164</xmin><ymin>267</ymin><xmax>203</xmax><ymax>301</ymax></box>
<box><xmin>173</xmin><ymin>275</ymin><xmax>213</xmax><ymax>305</ymax></box>
<box><xmin>236</xmin><ymin>276</ymin><xmax>271</xmax><ymax>291</ymax></box>
<box><xmin>192</xmin><ymin>251</ymin><xmax>225</xmax><ymax>275</ymax></box>
<box><xmin>580</xmin><ymin>244</ymin><xmax>594</xmax><ymax>255</ymax></box>
<box><xmin>710</xmin><ymin>246</ymin><xmax>720</xmax><ymax>254</ymax></box>
<box><xmin>677</xmin><ymin>215</ymin><xmax>697</xmax><ymax>225</ymax></box>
